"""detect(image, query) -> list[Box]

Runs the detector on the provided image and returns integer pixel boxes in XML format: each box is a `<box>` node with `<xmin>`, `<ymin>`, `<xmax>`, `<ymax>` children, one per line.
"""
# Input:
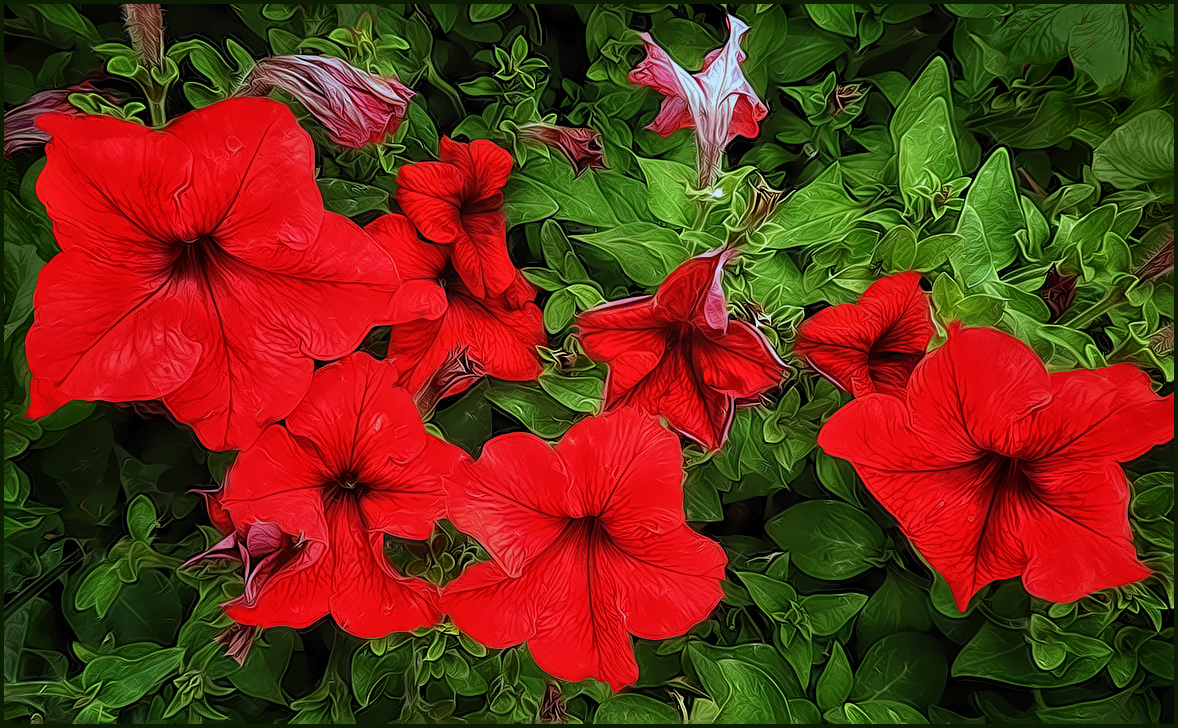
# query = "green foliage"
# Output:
<box><xmin>3</xmin><ymin>2</ymin><xmax>1173</xmax><ymax>724</ymax></box>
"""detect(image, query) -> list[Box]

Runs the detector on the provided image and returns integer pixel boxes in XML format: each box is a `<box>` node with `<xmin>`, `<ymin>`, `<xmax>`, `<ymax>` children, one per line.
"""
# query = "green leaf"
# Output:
<box><xmin>470</xmin><ymin>4</ymin><xmax>511</xmax><ymax>23</ymax></box>
<box><xmin>994</xmin><ymin>5</ymin><xmax>1090</xmax><ymax>65</ymax></box>
<box><xmin>899</xmin><ymin>97</ymin><xmax>961</xmax><ymax>213</ymax></box>
<box><xmin>814</xmin><ymin>450</ymin><xmax>861</xmax><ymax>506</ymax></box>
<box><xmin>799</xmin><ymin>592</ymin><xmax>869</xmax><ymax>636</ymax></box>
<box><xmin>574</xmin><ymin>223</ymin><xmax>690</xmax><ymax>287</ymax></box>
<box><xmin>636</xmin><ymin>157</ymin><xmax>696</xmax><ymax>228</ymax></box>
<box><xmin>81</xmin><ymin>648</ymin><xmax>184</xmax><ymax>709</ymax></box>
<box><xmin>850</xmin><ymin>632</ymin><xmax>947</xmax><ymax>709</ymax></box>
<box><xmin>125</xmin><ymin>495</ymin><xmax>158</xmax><ymax>543</ymax></box>
<box><xmin>316</xmin><ymin>179</ymin><xmax>390</xmax><ymax>217</ymax></box>
<box><xmin>951</xmin><ymin>147</ymin><xmax>1022</xmax><ymax>287</ymax></box>
<box><xmin>3</xmin><ymin>243</ymin><xmax>45</xmax><ymax>343</ymax></box>
<box><xmin>228</xmin><ymin>629</ymin><xmax>296</xmax><ymax>703</ymax></box>
<box><xmin>540</xmin><ymin>220</ymin><xmax>589</xmax><ymax>282</ymax></box>
<box><xmin>594</xmin><ymin>694</ymin><xmax>680</xmax><ymax>724</ymax></box>
<box><xmin>765</xmin><ymin>500</ymin><xmax>886</xmax><ymax>580</ymax></box>
<box><xmin>688</xmin><ymin>643</ymin><xmax>796</xmax><ymax>723</ymax></box>
<box><xmin>351</xmin><ymin>642</ymin><xmax>412</xmax><ymax>707</ymax></box>
<box><xmin>891</xmin><ymin>56</ymin><xmax>953</xmax><ymax>150</ymax></box>
<box><xmin>826</xmin><ymin>700</ymin><xmax>930</xmax><ymax>724</ymax></box>
<box><xmin>762</xmin><ymin>164</ymin><xmax>863</xmax><ymax>250</ymax></box>
<box><xmin>1067</xmin><ymin>5</ymin><xmax>1129</xmax><ymax>93</ymax></box>
<box><xmin>30</xmin><ymin>3</ymin><xmax>101</xmax><ymax>44</ymax></box>
<box><xmin>856</xmin><ymin>569</ymin><xmax>933</xmax><ymax>648</ymax></box>
<box><xmin>805</xmin><ymin>5</ymin><xmax>858</xmax><ymax>36</ymax></box>
<box><xmin>774</xmin><ymin>26</ymin><xmax>848</xmax><ymax>83</ymax></box>
<box><xmin>953</xmin><ymin>622</ymin><xmax>1112</xmax><ymax>687</ymax></box>
<box><xmin>484</xmin><ymin>381</ymin><xmax>580</xmax><ymax>439</ymax></box>
<box><xmin>542</xmin><ymin>288</ymin><xmax>576</xmax><ymax>333</ymax></box>
<box><xmin>739</xmin><ymin>571</ymin><xmax>798</xmax><ymax>619</ymax></box>
<box><xmin>816</xmin><ymin>642</ymin><xmax>854</xmax><ymax>711</ymax></box>
<box><xmin>1092</xmin><ymin>110</ymin><xmax>1175</xmax><ymax>189</ymax></box>
<box><xmin>537</xmin><ymin>367</ymin><xmax>603</xmax><ymax>414</ymax></box>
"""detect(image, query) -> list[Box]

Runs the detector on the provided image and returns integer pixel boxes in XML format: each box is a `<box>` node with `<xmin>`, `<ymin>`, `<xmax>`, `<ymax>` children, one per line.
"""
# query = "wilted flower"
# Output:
<box><xmin>517</xmin><ymin>122</ymin><xmax>606</xmax><ymax>176</ymax></box>
<box><xmin>3</xmin><ymin>82</ymin><xmax>108</xmax><ymax>159</ymax></box>
<box><xmin>214</xmin><ymin>623</ymin><xmax>261</xmax><ymax>665</ymax></box>
<box><xmin>238</xmin><ymin>55</ymin><xmax>414</xmax><ymax>148</ymax></box>
<box><xmin>1039</xmin><ymin>267</ymin><xmax>1078</xmax><ymax>321</ymax></box>
<box><xmin>629</xmin><ymin>14</ymin><xmax>767</xmax><ymax>187</ymax></box>
<box><xmin>743</xmin><ymin>172</ymin><xmax>784</xmax><ymax>231</ymax></box>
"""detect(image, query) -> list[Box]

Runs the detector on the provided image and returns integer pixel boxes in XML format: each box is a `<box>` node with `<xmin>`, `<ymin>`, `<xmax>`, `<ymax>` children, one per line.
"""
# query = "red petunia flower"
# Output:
<box><xmin>394</xmin><ymin>137</ymin><xmax>515</xmax><ymax>299</ymax></box>
<box><xmin>818</xmin><ymin>324</ymin><xmax>1173</xmax><ymax>611</ymax></box>
<box><xmin>367</xmin><ymin>213</ymin><xmax>544</xmax><ymax>397</ymax></box>
<box><xmin>25</xmin><ymin>97</ymin><xmax>405</xmax><ymax>451</ymax></box>
<box><xmin>793</xmin><ymin>272</ymin><xmax>934</xmax><ymax>397</ymax></box>
<box><xmin>576</xmin><ymin>249</ymin><xmax>786</xmax><ymax>451</ymax></box>
<box><xmin>442</xmin><ymin>408</ymin><xmax>727</xmax><ymax>691</ymax></box>
<box><xmin>629</xmin><ymin>14</ymin><xmax>767</xmax><ymax>186</ymax></box>
<box><xmin>212</xmin><ymin>352</ymin><xmax>467</xmax><ymax>638</ymax></box>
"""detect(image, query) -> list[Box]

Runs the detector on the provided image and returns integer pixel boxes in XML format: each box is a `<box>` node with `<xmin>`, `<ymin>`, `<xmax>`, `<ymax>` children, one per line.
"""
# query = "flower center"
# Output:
<box><xmin>321</xmin><ymin>469</ymin><xmax>369</xmax><ymax>508</ymax></box>
<box><xmin>170</xmin><ymin>234</ymin><xmax>225</xmax><ymax>282</ymax></box>
<box><xmin>978</xmin><ymin>452</ymin><xmax>1040</xmax><ymax>505</ymax></box>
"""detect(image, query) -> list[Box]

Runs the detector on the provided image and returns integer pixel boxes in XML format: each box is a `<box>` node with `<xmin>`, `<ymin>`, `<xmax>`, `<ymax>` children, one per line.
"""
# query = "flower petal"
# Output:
<box><xmin>1018</xmin><ymin>459</ymin><xmax>1151</xmax><ymax>602</ymax></box>
<box><xmin>217</xmin><ymin>425</ymin><xmax>329</xmax><ymax>544</ymax></box>
<box><xmin>442</xmin><ymin>559</ymin><xmax>546</xmax><ymax>648</ymax></box>
<box><xmin>905</xmin><ymin>324</ymin><xmax>1052</xmax><ymax>456</ymax></box>
<box><xmin>360</xmin><ymin>436</ymin><xmax>462</xmax><ymax>541</ymax></box>
<box><xmin>25</xmin><ymin>253</ymin><xmax>204</xmax><ymax>410</ymax></box>
<box><xmin>653</xmin><ymin>249</ymin><xmax>732</xmax><ymax>331</ymax></box>
<box><xmin>629</xmin><ymin>32</ymin><xmax>704</xmax><ymax>138</ymax></box>
<box><xmin>327</xmin><ymin>506</ymin><xmax>440</xmax><ymax>638</ymax></box>
<box><xmin>577</xmin><ymin>296</ymin><xmax>668</xmax><ymax>399</ymax></box>
<box><xmin>451</xmin><ymin>432</ymin><xmax>572</xmax><ymax>576</ymax></box>
<box><xmin>166</xmin><ymin>97</ymin><xmax>324</xmax><ymax>255</ymax></box>
<box><xmin>444</xmin><ymin>290</ymin><xmax>544</xmax><ymax>380</ymax></box>
<box><xmin>1011</xmin><ymin>364</ymin><xmax>1174</xmax><ymax>462</ymax></box>
<box><xmin>599</xmin><ymin>525</ymin><xmax>726</xmax><ymax>640</ymax></box>
<box><xmin>35</xmin><ymin>112</ymin><xmax>193</xmax><ymax>258</ymax></box>
<box><xmin>696</xmin><ymin>15</ymin><xmax>767</xmax><ymax>144</ymax></box>
<box><xmin>613</xmin><ymin>346</ymin><xmax>733</xmax><ymax>451</ymax></box>
<box><xmin>451</xmin><ymin>210</ymin><xmax>514</xmax><ymax>299</ymax></box>
<box><xmin>555</xmin><ymin>408</ymin><xmax>686</xmax><ymax>533</ymax></box>
<box><xmin>693</xmin><ymin>321</ymin><xmax>785</xmax><ymax>399</ymax></box>
<box><xmin>223</xmin><ymin>546</ymin><xmax>332</xmax><ymax>629</ymax></box>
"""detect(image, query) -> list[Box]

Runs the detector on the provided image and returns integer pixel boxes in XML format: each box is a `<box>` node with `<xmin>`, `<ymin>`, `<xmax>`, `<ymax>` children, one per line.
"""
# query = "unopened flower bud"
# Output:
<box><xmin>1039</xmin><ymin>267</ymin><xmax>1078</xmax><ymax>321</ymax></box>
<box><xmin>3</xmin><ymin>82</ymin><xmax>112</xmax><ymax>159</ymax></box>
<box><xmin>122</xmin><ymin>4</ymin><xmax>165</xmax><ymax>69</ymax></box>
<box><xmin>238</xmin><ymin>55</ymin><xmax>414</xmax><ymax>148</ymax></box>
<box><xmin>517</xmin><ymin>122</ymin><xmax>606</xmax><ymax>176</ymax></box>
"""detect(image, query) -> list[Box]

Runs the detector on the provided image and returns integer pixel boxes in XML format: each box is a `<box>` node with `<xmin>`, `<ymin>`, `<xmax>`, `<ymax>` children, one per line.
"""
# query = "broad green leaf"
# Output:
<box><xmin>805</xmin><ymin>5</ymin><xmax>857</xmax><ymax>36</ymax></box>
<box><xmin>125</xmin><ymin>495</ymin><xmax>157</xmax><ymax>543</ymax></box>
<box><xmin>594</xmin><ymin>694</ymin><xmax>680</xmax><ymax>724</ymax></box>
<box><xmin>766</xmin><ymin>500</ymin><xmax>886</xmax><ymax>580</ymax></box>
<box><xmin>484</xmin><ymin>381</ymin><xmax>580</xmax><ymax>439</ymax></box>
<box><xmin>81</xmin><ymin>648</ymin><xmax>184</xmax><ymax>709</ymax></box>
<box><xmin>537</xmin><ymin>367</ymin><xmax>603</xmax><ymax>414</ymax></box>
<box><xmin>688</xmin><ymin>642</ymin><xmax>796</xmax><ymax>723</ymax></box>
<box><xmin>856</xmin><ymin>569</ymin><xmax>933</xmax><ymax>648</ymax></box>
<box><xmin>1067</xmin><ymin>5</ymin><xmax>1129</xmax><ymax>93</ymax></box>
<box><xmin>850</xmin><ymin>632</ymin><xmax>947</xmax><ymax>709</ymax></box>
<box><xmin>816</xmin><ymin>642</ymin><xmax>853</xmax><ymax>711</ymax></box>
<box><xmin>1092</xmin><ymin>110</ymin><xmax>1175</xmax><ymax>189</ymax></box>
<box><xmin>899</xmin><ymin>97</ymin><xmax>961</xmax><ymax>213</ymax></box>
<box><xmin>762</xmin><ymin>164</ymin><xmax>863</xmax><ymax>250</ymax></box>
<box><xmin>799</xmin><ymin>592</ymin><xmax>869</xmax><ymax>636</ymax></box>
<box><xmin>953</xmin><ymin>622</ymin><xmax>1113</xmax><ymax>687</ymax></box>
<box><xmin>316</xmin><ymin>179</ymin><xmax>389</xmax><ymax>217</ymax></box>
<box><xmin>469</xmin><ymin>5</ymin><xmax>511</xmax><ymax>23</ymax></box>
<box><xmin>739</xmin><ymin>571</ymin><xmax>798</xmax><ymax>619</ymax></box>
<box><xmin>951</xmin><ymin>147</ymin><xmax>1022</xmax><ymax>287</ymax></box>
<box><xmin>826</xmin><ymin>700</ymin><xmax>931</xmax><ymax>724</ymax></box>
<box><xmin>636</xmin><ymin>157</ymin><xmax>696</xmax><ymax>228</ymax></box>
<box><xmin>574</xmin><ymin>223</ymin><xmax>690</xmax><ymax>286</ymax></box>
<box><xmin>891</xmin><ymin>56</ymin><xmax>953</xmax><ymax>149</ymax></box>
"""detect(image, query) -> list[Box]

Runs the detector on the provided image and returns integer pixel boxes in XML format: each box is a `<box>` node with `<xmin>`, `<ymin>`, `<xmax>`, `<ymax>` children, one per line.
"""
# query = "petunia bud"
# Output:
<box><xmin>122</xmin><ymin>4</ymin><xmax>164</xmax><ymax>70</ymax></box>
<box><xmin>237</xmin><ymin>55</ymin><xmax>414</xmax><ymax>148</ymax></box>
<box><xmin>517</xmin><ymin>122</ymin><xmax>606</xmax><ymax>176</ymax></box>
<box><xmin>629</xmin><ymin>14</ymin><xmax>767</xmax><ymax>188</ymax></box>
<box><xmin>742</xmin><ymin>172</ymin><xmax>784</xmax><ymax>232</ymax></box>
<box><xmin>3</xmin><ymin>82</ymin><xmax>108</xmax><ymax>159</ymax></box>
<box><xmin>412</xmin><ymin>348</ymin><xmax>483</xmax><ymax>419</ymax></box>
<box><xmin>1039</xmin><ymin>267</ymin><xmax>1078</xmax><ymax>321</ymax></box>
<box><xmin>213</xmin><ymin>623</ymin><xmax>261</xmax><ymax>665</ymax></box>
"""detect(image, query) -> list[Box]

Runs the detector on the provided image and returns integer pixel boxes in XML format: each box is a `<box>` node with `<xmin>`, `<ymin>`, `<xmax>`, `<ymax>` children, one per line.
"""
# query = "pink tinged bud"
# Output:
<box><xmin>122</xmin><ymin>4</ymin><xmax>165</xmax><ymax>69</ymax></box>
<box><xmin>239</xmin><ymin>55</ymin><xmax>415</xmax><ymax>148</ymax></box>
<box><xmin>3</xmin><ymin>82</ymin><xmax>108</xmax><ymax>160</ymax></box>
<box><xmin>517</xmin><ymin>123</ymin><xmax>607</xmax><ymax>176</ymax></box>
<box><xmin>629</xmin><ymin>14</ymin><xmax>767</xmax><ymax>187</ymax></box>
<box><xmin>214</xmin><ymin>623</ymin><xmax>261</xmax><ymax>665</ymax></box>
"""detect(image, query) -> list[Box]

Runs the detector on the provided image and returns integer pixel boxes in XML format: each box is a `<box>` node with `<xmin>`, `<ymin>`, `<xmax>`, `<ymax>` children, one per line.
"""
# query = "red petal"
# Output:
<box><xmin>327</xmin><ymin>506</ymin><xmax>440</xmax><ymax>637</ymax></box>
<box><xmin>598</xmin><ymin>525</ymin><xmax>725</xmax><ymax>639</ymax></box>
<box><xmin>905</xmin><ymin>325</ymin><xmax>1051</xmax><ymax>456</ymax></box>
<box><xmin>458</xmin><ymin>138</ymin><xmax>514</xmax><ymax>199</ymax></box>
<box><xmin>166</xmin><ymin>98</ymin><xmax>324</xmax><ymax>255</ymax></box>
<box><xmin>793</xmin><ymin>272</ymin><xmax>933</xmax><ymax>397</ymax></box>
<box><xmin>445</xmin><ymin>291</ymin><xmax>544</xmax><ymax>380</ymax></box>
<box><xmin>653</xmin><ymin>249</ymin><xmax>733</xmax><ymax>331</ymax></box>
<box><xmin>396</xmin><ymin>183</ymin><xmax>464</xmax><ymax>245</ymax></box>
<box><xmin>216</xmin><ymin>426</ymin><xmax>329</xmax><ymax>544</ymax></box>
<box><xmin>450</xmin><ymin>432</ymin><xmax>571</xmax><ymax>576</ymax></box>
<box><xmin>25</xmin><ymin>253</ymin><xmax>204</xmax><ymax>407</ymax></box>
<box><xmin>223</xmin><ymin>547</ymin><xmax>332</xmax><ymax>629</ymax></box>
<box><xmin>693</xmin><ymin>321</ymin><xmax>785</xmax><ymax>398</ymax></box>
<box><xmin>577</xmin><ymin>296</ymin><xmax>669</xmax><ymax>400</ymax></box>
<box><xmin>1011</xmin><ymin>365</ymin><xmax>1174</xmax><ymax>462</ymax></box>
<box><xmin>366</xmin><ymin>214</ymin><xmax>448</xmax><ymax>322</ymax></box>
<box><xmin>612</xmin><ymin>346</ymin><xmax>733</xmax><ymax>451</ymax></box>
<box><xmin>554</xmin><ymin>408</ymin><xmax>686</xmax><ymax>533</ymax></box>
<box><xmin>442</xmin><ymin>559</ymin><xmax>546</xmax><ymax>648</ymax></box>
<box><xmin>360</xmin><ymin>436</ymin><xmax>462</xmax><ymax>541</ymax></box>
<box><xmin>35</xmin><ymin>113</ymin><xmax>193</xmax><ymax>258</ymax></box>
<box><xmin>1018</xmin><ymin>459</ymin><xmax>1151</xmax><ymax>602</ymax></box>
<box><xmin>451</xmin><ymin>210</ymin><xmax>514</xmax><ymax>299</ymax></box>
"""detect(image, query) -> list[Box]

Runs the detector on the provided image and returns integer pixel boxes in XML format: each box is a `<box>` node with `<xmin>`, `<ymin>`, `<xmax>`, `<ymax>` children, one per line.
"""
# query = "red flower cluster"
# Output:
<box><xmin>804</xmin><ymin>273</ymin><xmax>1172</xmax><ymax>610</ymax></box>
<box><xmin>577</xmin><ymin>248</ymin><xmax>786</xmax><ymax>450</ymax></box>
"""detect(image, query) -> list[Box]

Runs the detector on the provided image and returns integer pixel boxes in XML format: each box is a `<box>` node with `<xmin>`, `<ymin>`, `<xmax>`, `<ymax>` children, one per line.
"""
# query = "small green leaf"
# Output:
<box><xmin>766</xmin><ymin>500</ymin><xmax>886</xmax><ymax>580</ymax></box>
<box><xmin>816</xmin><ymin>642</ymin><xmax>854</xmax><ymax>711</ymax></box>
